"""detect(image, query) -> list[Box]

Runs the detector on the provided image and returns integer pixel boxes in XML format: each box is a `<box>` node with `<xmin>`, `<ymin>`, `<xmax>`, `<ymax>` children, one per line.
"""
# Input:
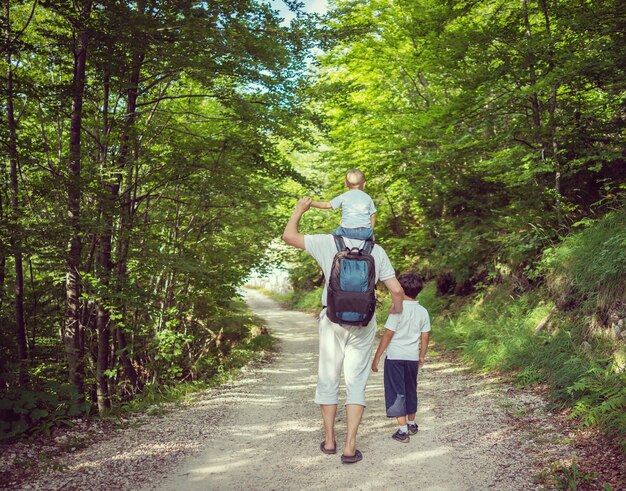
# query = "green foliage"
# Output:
<box><xmin>0</xmin><ymin>0</ymin><xmax>313</xmax><ymax>424</ymax></box>
<box><xmin>244</xmin><ymin>333</ymin><xmax>275</xmax><ymax>352</ymax></box>
<box><xmin>568</xmin><ymin>360</ymin><xmax>626</xmax><ymax>439</ymax></box>
<box><xmin>117</xmin><ymin>381</ymin><xmax>212</xmax><ymax>416</ymax></box>
<box><xmin>417</xmin><ymin>282</ymin><xmax>450</xmax><ymax>319</ymax></box>
<box><xmin>0</xmin><ymin>382</ymin><xmax>91</xmax><ymax>441</ymax></box>
<box><xmin>434</xmin><ymin>287</ymin><xmax>553</xmax><ymax>371</ymax></box>
<box><xmin>431</xmin><ymin>282</ymin><xmax>626</xmax><ymax>446</ymax></box>
<box><xmin>115</xmin><ymin>306</ymin><xmax>276</xmax><ymax>415</ymax></box>
<box><xmin>288</xmin><ymin>253</ymin><xmax>324</xmax><ymax>292</ymax></box>
<box><xmin>543</xmin><ymin>209</ymin><xmax>626</xmax><ymax>315</ymax></box>
<box><xmin>291</xmin><ymin>287</ymin><xmax>324</xmax><ymax>313</ymax></box>
<box><xmin>308</xmin><ymin>0</ymin><xmax>625</xmax><ymax>289</ymax></box>
<box><xmin>151</xmin><ymin>329</ymin><xmax>193</xmax><ymax>380</ymax></box>
<box><xmin>516</xmin><ymin>365</ymin><xmax>546</xmax><ymax>388</ymax></box>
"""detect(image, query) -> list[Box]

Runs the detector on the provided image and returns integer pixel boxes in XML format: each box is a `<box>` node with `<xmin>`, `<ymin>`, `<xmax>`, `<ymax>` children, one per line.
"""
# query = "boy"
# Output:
<box><xmin>371</xmin><ymin>273</ymin><xmax>431</xmax><ymax>443</ymax></box>
<box><xmin>310</xmin><ymin>169</ymin><xmax>376</xmax><ymax>241</ymax></box>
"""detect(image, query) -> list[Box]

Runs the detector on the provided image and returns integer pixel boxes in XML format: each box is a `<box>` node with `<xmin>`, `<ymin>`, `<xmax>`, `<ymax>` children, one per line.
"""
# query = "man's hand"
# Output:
<box><xmin>371</xmin><ymin>357</ymin><xmax>380</xmax><ymax>372</ymax></box>
<box><xmin>296</xmin><ymin>197</ymin><xmax>312</xmax><ymax>214</ymax></box>
<box><xmin>383</xmin><ymin>276</ymin><xmax>404</xmax><ymax>314</ymax></box>
<box><xmin>389</xmin><ymin>302</ymin><xmax>401</xmax><ymax>314</ymax></box>
<box><xmin>282</xmin><ymin>197</ymin><xmax>311</xmax><ymax>250</ymax></box>
<box><xmin>418</xmin><ymin>357</ymin><xmax>425</xmax><ymax>369</ymax></box>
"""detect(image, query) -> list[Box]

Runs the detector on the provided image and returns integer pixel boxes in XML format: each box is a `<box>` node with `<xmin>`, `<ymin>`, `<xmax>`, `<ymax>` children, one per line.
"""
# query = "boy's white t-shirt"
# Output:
<box><xmin>384</xmin><ymin>300</ymin><xmax>431</xmax><ymax>361</ymax></box>
<box><xmin>303</xmin><ymin>234</ymin><xmax>396</xmax><ymax>309</ymax></box>
<box><xmin>330</xmin><ymin>189</ymin><xmax>376</xmax><ymax>229</ymax></box>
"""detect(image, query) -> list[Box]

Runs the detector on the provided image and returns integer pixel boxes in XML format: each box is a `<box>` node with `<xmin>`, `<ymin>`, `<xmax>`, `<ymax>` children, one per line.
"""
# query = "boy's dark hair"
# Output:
<box><xmin>398</xmin><ymin>273</ymin><xmax>424</xmax><ymax>299</ymax></box>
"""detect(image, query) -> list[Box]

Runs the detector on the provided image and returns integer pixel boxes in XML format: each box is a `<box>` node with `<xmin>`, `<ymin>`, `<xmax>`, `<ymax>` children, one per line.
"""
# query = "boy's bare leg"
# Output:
<box><xmin>408</xmin><ymin>412</ymin><xmax>416</xmax><ymax>422</ymax></box>
<box><xmin>344</xmin><ymin>404</ymin><xmax>365</xmax><ymax>456</ymax></box>
<box><xmin>320</xmin><ymin>404</ymin><xmax>337</xmax><ymax>450</ymax></box>
<box><xmin>396</xmin><ymin>415</ymin><xmax>407</xmax><ymax>426</ymax></box>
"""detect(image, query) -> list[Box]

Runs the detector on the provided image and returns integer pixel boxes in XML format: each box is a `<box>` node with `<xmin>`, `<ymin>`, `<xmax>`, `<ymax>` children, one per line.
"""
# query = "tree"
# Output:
<box><xmin>310</xmin><ymin>0</ymin><xmax>625</xmax><ymax>287</ymax></box>
<box><xmin>2</xmin><ymin>0</ymin><xmax>34</xmax><ymax>383</ymax></box>
<box><xmin>0</xmin><ymin>0</ymin><xmax>313</xmax><ymax>423</ymax></box>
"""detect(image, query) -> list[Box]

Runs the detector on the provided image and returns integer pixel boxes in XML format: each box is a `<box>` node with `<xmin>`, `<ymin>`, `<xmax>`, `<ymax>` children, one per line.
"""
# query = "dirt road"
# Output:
<box><xmin>8</xmin><ymin>288</ymin><xmax>570</xmax><ymax>490</ymax></box>
<box><xmin>155</xmin><ymin>289</ymin><xmax>549</xmax><ymax>490</ymax></box>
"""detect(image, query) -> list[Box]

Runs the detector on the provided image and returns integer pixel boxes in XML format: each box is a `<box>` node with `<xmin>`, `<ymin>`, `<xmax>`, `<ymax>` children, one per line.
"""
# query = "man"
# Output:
<box><xmin>282</xmin><ymin>197</ymin><xmax>404</xmax><ymax>464</ymax></box>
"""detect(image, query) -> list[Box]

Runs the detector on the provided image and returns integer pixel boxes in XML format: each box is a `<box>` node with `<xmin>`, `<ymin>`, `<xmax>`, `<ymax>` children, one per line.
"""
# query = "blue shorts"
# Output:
<box><xmin>384</xmin><ymin>358</ymin><xmax>419</xmax><ymax>417</ymax></box>
<box><xmin>333</xmin><ymin>226</ymin><xmax>374</xmax><ymax>241</ymax></box>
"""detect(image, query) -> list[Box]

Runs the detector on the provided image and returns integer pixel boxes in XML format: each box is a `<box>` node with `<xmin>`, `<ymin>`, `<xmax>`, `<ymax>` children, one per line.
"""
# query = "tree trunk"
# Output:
<box><xmin>5</xmin><ymin>0</ymin><xmax>28</xmax><ymax>383</ymax></box>
<box><xmin>111</xmin><ymin>51</ymin><xmax>144</xmax><ymax>393</ymax></box>
<box><xmin>95</xmin><ymin>207</ymin><xmax>112</xmax><ymax>413</ymax></box>
<box><xmin>94</xmin><ymin>70</ymin><xmax>113</xmax><ymax>414</ymax></box>
<box><xmin>63</xmin><ymin>1</ymin><xmax>92</xmax><ymax>397</ymax></box>
<box><xmin>0</xmin><ymin>186</ymin><xmax>5</xmax><ymax>311</ymax></box>
<box><xmin>521</xmin><ymin>0</ymin><xmax>542</xmax><ymax>138</ymax></box>
<box><xmin>538</xmin><ymin>0</ymin><xmax>562</xmax><ymax>219</ymax></box>
<box><xmin>95</xmin><ymin>41</ymin><xmax>145</xmax><ymax>406</ymax></box>
<box><xmin>28</xmin><ymin>259</ymin><xmax>38</xmax><ymax>351</ymax></box>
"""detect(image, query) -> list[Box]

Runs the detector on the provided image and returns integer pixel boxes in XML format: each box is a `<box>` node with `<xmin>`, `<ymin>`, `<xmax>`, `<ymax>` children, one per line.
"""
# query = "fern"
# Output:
<box><xmin>567</xmin><ymin>361</ymin><xmax>626</xmax><ymax>438</ymax></box>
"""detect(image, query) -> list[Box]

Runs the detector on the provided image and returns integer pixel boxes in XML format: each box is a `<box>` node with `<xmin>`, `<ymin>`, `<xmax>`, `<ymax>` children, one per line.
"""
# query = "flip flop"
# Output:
<box><xmin>341</xmin><ymin>449</ymin><xmax>363</xmax><ymax>464</ymax></box>
<box><xmin>320</xmin><ymin>441</ymin><xmax>337</xmax><ymax>455</ymax></box>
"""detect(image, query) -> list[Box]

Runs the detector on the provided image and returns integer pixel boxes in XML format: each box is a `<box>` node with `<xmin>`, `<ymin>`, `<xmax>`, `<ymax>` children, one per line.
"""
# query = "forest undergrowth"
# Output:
<box><xmin>0</xmin><ymin>299</ymin><xmax>277</xmax><ymax>442</ymax></box>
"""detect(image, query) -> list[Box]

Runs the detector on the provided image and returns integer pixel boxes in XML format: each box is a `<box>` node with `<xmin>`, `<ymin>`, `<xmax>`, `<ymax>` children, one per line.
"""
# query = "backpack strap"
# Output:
<box><xmin>333</xmin><ymin>234</ymin><xmax>347</xmax><ymax>252</ymax></box>
<box><xmin>362</xmin><ymin>239</ymin><xmax>374</xmax><ymax>254</ymax></box>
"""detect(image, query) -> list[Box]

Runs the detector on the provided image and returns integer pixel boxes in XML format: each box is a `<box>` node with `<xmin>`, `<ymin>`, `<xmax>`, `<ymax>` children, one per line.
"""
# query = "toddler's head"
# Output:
<box><xmin>345</xmin><ymin>169</ymin><xmax>366</xmax><ymax>190</ymax></box>
<box><xmin>398</xmin><ymin>273</ymin><xmax>424</xmax><ymax>299</ymax></box>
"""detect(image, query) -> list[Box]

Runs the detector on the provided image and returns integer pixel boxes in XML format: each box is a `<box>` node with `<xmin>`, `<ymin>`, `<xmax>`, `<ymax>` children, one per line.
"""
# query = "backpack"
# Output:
<box><xmin>326</xmin><ymin>235</ymin><xmax>377</xmax><ymax>327</ymax></box>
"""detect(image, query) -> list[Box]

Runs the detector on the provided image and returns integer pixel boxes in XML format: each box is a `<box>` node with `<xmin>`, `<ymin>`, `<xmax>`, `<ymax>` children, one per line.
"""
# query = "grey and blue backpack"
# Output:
<box><xmin>326</xmin><ymin>236</ymin><xmax>377</xmax><ymax>327</ymax></box>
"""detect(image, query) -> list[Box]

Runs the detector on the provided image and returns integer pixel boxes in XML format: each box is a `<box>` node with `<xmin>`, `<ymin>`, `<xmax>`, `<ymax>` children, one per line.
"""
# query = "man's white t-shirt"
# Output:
<box><xmin>303</xmin><ymin>235</ymin><xmax>396</xmax><ymax>310</ymax></box>
<box><xmin>384</xmin><ymin>300</ymin><xmax>431</xmax><ymax>361</ymax></box>
<box><xmin>330</xmin><ymin>190</ymin><xmax>376</xmax><ymax>229</ymax></box>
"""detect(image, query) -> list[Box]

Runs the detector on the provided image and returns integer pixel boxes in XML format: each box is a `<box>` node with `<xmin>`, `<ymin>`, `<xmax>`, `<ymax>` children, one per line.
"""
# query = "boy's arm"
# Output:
<box><xmin>311</xmin><ymin>201</ymin><xmax>333</xmax><ymax>210</ymax></box>
<box><xmin>419</xmin><ymin>332</ymin><xmax>430</xmax><ymax>368</ymax></box>
<box><xmin>372</xmin><ymin>329</ymin><xmax>395</xmax><ymax>372</ymax></box>
<box><xmin>370</xmin><ymin>212</ymin><xmax>376</xmax><ymax>229</ymax></box>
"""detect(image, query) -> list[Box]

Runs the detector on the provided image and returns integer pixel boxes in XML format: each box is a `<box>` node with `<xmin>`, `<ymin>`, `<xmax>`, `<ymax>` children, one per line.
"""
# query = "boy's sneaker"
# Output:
<box><xmin>407</xmin><ymin>423</ymin><xmax>419</xmax><ymax>435</ymax></box>
<box><xmin>392</xmin><ymin>429</ymin><xmax>410</xmax><ymax>443</ymax></box>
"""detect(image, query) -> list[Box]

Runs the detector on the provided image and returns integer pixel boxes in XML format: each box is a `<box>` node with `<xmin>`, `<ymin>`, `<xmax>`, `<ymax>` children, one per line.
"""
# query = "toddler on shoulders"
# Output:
<box><xmin>310</xmin><ymin>169</ymin><xmax>376</xmax><ymax>241</ymax></box>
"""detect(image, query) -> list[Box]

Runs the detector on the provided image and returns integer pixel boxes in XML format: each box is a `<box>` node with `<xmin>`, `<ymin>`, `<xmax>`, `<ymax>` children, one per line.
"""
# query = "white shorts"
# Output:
<box><xmin>314</xmin><ymin>309</ymin><xmax>376</xmax><ymax>406</ymax></box>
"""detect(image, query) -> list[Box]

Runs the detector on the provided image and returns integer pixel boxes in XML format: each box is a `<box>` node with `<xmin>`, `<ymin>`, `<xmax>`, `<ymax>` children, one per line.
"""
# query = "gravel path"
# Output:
<box><xmin>2</xmin><ymin>288</ymin><xmax>574</xmax><ymax>490</ymax></box>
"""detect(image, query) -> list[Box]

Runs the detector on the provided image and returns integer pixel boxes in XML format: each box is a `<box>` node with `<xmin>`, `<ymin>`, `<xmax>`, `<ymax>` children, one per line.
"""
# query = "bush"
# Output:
<box><xmin>0</xmin><ymin>382</ymin><xmax>91</xmax><ymax>441</ymax></box>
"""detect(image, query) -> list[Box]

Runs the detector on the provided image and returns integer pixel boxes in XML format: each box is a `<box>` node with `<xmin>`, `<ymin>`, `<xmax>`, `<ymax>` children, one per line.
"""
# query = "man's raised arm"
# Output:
<box><xmin>281</xmin><ymin>197</ymin><xmax>312</xmax><ymax>250</ymax></box>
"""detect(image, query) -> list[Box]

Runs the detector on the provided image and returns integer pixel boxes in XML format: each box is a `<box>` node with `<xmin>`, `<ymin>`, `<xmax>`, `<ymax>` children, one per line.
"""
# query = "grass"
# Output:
<box><xmin>254</xmin><ymin>285</ymin><xmax>325</xmax><ymax>314</ymax></box>
<box><xmin>429</xmin><ymin>281</ymin><xmax>626</xmax><ymax>450</ymax></box>
<box><xmin>543</xmin><ymin>209</ymin><xmax>626</xmax><ymax>319</ymax></box>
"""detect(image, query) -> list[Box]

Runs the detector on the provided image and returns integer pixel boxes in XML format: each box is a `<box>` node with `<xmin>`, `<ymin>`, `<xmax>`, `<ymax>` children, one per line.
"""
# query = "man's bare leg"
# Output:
<box><xmin>343</xmin><ymin>404</ymin><xmax>365</xmax><ymax>457</ymax></box>
<box><xmin>320</xmin><ymin>404</ymin><xmax>337</xmax><ymax>451</ymax></box>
